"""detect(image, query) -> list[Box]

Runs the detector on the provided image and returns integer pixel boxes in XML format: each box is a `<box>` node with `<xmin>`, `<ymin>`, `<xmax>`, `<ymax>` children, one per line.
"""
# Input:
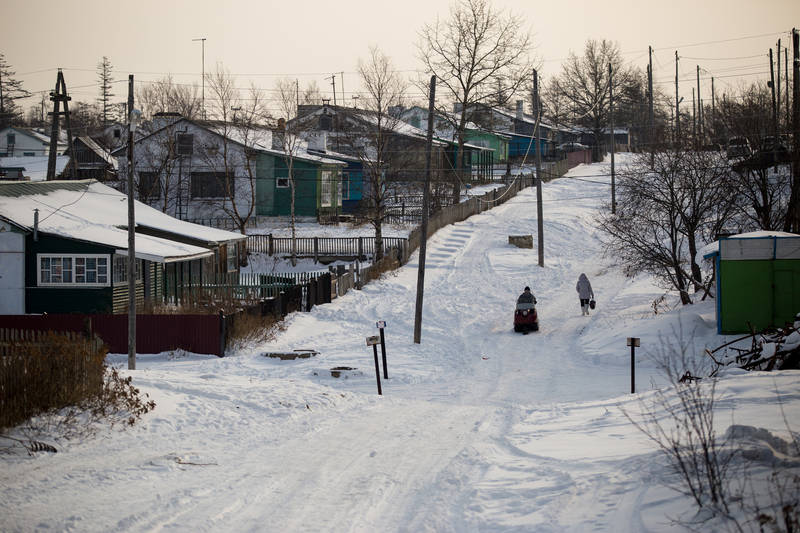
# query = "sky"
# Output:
<box><xmin>2</xmin><ymin>0</ymin><xmax>799</xmax><ymax>117</ymax></box>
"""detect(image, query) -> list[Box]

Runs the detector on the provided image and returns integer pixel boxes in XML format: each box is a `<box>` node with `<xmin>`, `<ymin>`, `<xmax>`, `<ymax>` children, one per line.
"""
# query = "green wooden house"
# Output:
<box><xmin>255</xmin><ymin>148</ymin><xmax>346</xmax><ymax>219</ymax></box>
<box><xmin>0</xmin><ymin>180</ymin><xmax>243</xmax><ymax>315</ymax></box>
<box><xmin>704</xmin><ymin>232</ymin><xmax>800</xmax><ymax>334</ymax></box>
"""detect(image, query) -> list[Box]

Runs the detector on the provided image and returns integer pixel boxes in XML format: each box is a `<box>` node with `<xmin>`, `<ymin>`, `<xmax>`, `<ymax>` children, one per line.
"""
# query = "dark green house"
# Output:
<box><xmin>0</xmin><ymin>180</ymin><xmax>243</xmax><ymax>315</ymax></box>
<box><xmin>255</xmin><ymin>149</ymin><xmax>346</xmax><ymax>219</ymax></box>
<box><xmin>705</xmin><ymin>232</ymin><xmax>800</xmax><ymax>334</ymax></box>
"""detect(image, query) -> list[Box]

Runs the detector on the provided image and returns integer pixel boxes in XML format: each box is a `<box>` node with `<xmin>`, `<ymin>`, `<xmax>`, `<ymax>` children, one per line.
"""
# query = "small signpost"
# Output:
<box><xmin>366</xmin><ymin>335</ymin><xmax>382</xmax><ymax>395</ymax></box>
<box><xmin>627</xmin><ymin>337</ymin><xmax>641</xmax><ymax>393</ymax></box>
<box><xmin>376</xmin><ymin>321</ymin><xmax>388</xmax><ymax>379</ymax></box>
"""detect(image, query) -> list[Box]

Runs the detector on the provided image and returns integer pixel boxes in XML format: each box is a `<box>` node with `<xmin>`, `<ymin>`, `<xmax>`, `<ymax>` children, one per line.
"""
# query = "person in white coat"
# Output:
<box><xmin>576</xmin><ymin>273</ymin><xmax>594</xmax><ymax>316</ymax></box>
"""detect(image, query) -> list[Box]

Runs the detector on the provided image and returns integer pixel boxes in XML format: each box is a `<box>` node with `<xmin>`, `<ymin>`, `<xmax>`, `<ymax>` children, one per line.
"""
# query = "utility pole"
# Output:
<box><xmin>692</xmin><ymin>87</ymin><xmax>697</xmax><ymax>150</ymax></box>
<box><xmin>609</xmin><ymin>63</ymin><xmax>616</xmax><ymax>214</ymax></box>
<box><xmin>413</xmin><ymin>75</ymin><xmax>436</xmax><ymax>344</ymax></box>
<box><xmin>340</xmin><ymin>72</ymin><xmax>345</xmax><ymax>107</ymax></box>
<box><xmin>127</xmin><ymin>74</ymin><xmax>136</xmax><ymax>371</ymax></box>
<box><xmin>675</xmin><ymin>51</ymin><xmax>681</xmax><ymax>147</ymax></box>
<box><xmin>46</xmin><ymin>69</ymin><xmax>77</xmax><ymax>180</ymax></box>
<box><xmin>788</xmin><ymin>28</ymin><xmax>800</xmax><ymax>233</ymax></box>
<box><xmin>327</xmin><ymin>74</ymin><xmax>337</xmax><ymax>106</ymax></box>
<box><xmin>711</xmin><ymin>77</ymin><xmax>716</xmax><ymax>144</ymax></box>
<box><xmin>778</xmin><ymin>39</ymin><xmax>782</xmax><ymax>130</ymax></box>
<box><xmin>533</xmin><ymin>68</ymin><xmax>544</xmax><ymax>266</ymax></box>
<box><xmin>770</xmin><ymin>48</ymin><xmax>778</xmax><ymax>167</ymax></box>
<box><xmin>786</xmin><ymin>47</ymin><xmax>790</xmax><ymax>129</ymax></box>
<box><xmin>648</xmin><ymin>45</ymin><xmax>654</xmax><ymax>164</ymax></box>
<box><xmin>696</xmin><ymin>65</ymin><xmax>702</xmax><ymax>146</ymax></box>
<box><xmin>192</xmin><ymin>38</ymin><xmax>206</xmax><ymax>120</ymax></box>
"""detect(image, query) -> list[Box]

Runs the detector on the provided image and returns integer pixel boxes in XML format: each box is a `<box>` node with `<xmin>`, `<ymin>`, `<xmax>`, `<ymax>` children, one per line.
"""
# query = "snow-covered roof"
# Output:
<box><xmin>75</xmin><ymin>136</ymin><xmax>119</xmax><ymax>170</ymax></box>
<box><xmin>0</xmin><ymin>156</ymin><xmax>70</xmax><ymax>181</ymax></box>
<box><xmin>701</xmin><ymin>231</ymin><xmax>800</xmax><ymax>258</ymax></box>
<box><xmin>0</xmin><ymin>180</ymin><xmax>245</xmax><ymax>263</ymax></box>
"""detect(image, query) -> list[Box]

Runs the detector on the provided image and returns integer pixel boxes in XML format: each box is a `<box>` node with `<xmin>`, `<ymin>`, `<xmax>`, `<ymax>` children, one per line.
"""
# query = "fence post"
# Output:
<box><xmin>358</xmin><ymin>236</ymin><xmax>363</xmax><ymax>259</ymax></box>
<box><xmin>314</xmin><ymin>237</ymin><xmax>319</xmax><ymax>264</ymax></box>
<box><xmin>279</xmin><ymin>290</ymin><xmax>287</xmax><ymax>317</ymax></box>
<box><xmin>219</xmin><ymin>310</ymin><xmax>226</xmax><ymax>357</ymax></box>
<box><xmin>308</xmin><ymin>281</ymin><xmax>316</xmax><ymax>311</ymax></box>
<box><xmin>268</xmin><ymin>233</ymin><xmax>274</xmax><ymax>256</ymax></box>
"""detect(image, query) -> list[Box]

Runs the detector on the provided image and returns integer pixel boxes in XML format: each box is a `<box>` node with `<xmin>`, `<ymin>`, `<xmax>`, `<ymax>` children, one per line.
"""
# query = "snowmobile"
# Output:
<box><xmin>513</xmin><ymin>301</ymin><xmax>539</xmax><ymax>333</ymax></box>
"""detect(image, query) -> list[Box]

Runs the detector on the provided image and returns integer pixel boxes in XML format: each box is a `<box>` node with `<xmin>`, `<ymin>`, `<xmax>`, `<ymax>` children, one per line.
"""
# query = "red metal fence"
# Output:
<box><xmin>0</xmin><ymin>314</ymin><xmax>224</xmax><ymax>356</ymax></box>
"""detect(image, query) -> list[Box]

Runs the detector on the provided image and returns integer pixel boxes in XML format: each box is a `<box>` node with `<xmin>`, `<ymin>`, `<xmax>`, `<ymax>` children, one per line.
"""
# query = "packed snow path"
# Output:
<box><xmin>5</xmin><ymin>160</ymin><xmax>795</xmax><ymax>532</ymax></box>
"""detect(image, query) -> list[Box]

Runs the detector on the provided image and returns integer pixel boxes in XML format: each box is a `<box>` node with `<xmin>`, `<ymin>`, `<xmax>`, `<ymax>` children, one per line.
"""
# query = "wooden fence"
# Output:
<box><xmin>246</xmin><ymin>234</ymin><xmax>408</xmax><ymax>260</ymax></box>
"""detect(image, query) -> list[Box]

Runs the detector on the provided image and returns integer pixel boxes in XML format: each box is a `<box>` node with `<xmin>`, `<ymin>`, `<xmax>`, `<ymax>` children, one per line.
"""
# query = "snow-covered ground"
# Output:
<box><xmin>2</xmin><ymin>157</ymin><xmax>798</xmax><ymax>532</ymax></box>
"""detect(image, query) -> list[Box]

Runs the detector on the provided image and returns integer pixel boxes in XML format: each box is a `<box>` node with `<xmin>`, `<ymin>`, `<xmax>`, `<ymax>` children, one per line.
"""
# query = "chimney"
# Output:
<box><xmin>306</xmin><ymin>131</ymin><xmax>328</xmax><ymax>152</ymax></box>
<box><xmin>151</xmin><ymin>112</ymin><xmax>182</xmax><ymax>131</ymax></box>
<box><xmin>516</xmin><ymin>100</ymin><xmax>524</xmax><ymax>120</ymax></box>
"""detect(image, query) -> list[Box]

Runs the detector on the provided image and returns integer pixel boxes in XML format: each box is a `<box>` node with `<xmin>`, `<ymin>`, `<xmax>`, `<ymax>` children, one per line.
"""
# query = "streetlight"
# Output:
<box><xmin>127</xmin><ymin>105</ymin><xmax>141</xmax><ymax>371</ymax></box>
<box><xmin>193</xmin><ymin>38</ymin><xmax>206</xmax><ymax>119</ymax></box>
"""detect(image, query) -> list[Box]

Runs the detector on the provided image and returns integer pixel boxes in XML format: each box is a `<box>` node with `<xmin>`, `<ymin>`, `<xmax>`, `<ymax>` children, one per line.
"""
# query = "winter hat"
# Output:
<box><xmin>524</xmin><ymin>286</ymin><xmax>530</xmax><ymax>291</ymax></box>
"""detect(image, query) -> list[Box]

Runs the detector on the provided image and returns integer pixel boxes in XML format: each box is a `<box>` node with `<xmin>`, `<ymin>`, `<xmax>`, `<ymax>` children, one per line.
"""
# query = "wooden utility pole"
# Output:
<box><xmin>648</xmin><ymin>45</ymin><xmax>654</xmax><ymax>164</ymax></box>
<box><xmin>192</xmin><ymin>38</ymin><xmax>206</xmax><ymax>120</ymax></box>
<box><xmin>711</xmin><ymin>77</ymin><xmax>716</xmax><ymax>144</ymax></box>
<box><xmin>127</xmin><ymin>74</ymin><xmax>136</xmax><ymax>371</ymax></box>
<box><xmin>609</xmin><ymin>62</ymin><xmax>616</xmax><ymax>214</ymax></box>
<box><xmin>413</xmin><ymin>75</ymin><xmax>436</xmax><ymax>344</ymax></box>
<box><xmin>533</xmin><ymin>69</ymin><xmax>544</xmax><ymax>266</ymax></box>
<box><xmin>328</xmin><ymin>74</ymin><xmax>337</xmax><ymax>106</ymax></box>
<box><xmin>696</xmin><ymin>65</ymin><xmax>703</xmax><ymax>146</ymax></box>
<box><xmin>675</xmin><ymin>51</ymin><xmax>681</xmax><ymax>147</ymax></box>
<box><xmin>692</xmin><ymin>87</ymin><xmax>697</xmax><ymax>150</ymax></box>
<box><xmin>46</xmin><ymin>69</ymin><xmax>77</xmax><ymax>180</ymax></box>
<box><xmin>778</xmin><ymin>39</ymin><xmax>782</xmax><ymax>129</ymax></box>
<box><xmin>770</xmin><ymin>48</ymin><xmax>779</xmax><ymax>167</ymax></box>
<box><xmin>788</xmin><ymin>28</ymin><xmax>800</xmax><ymax>233</ymax></box>
<box><xmin>786</xmin><ymin>47</ymin><xmax>790</xmax><ymax>129</ymax></box>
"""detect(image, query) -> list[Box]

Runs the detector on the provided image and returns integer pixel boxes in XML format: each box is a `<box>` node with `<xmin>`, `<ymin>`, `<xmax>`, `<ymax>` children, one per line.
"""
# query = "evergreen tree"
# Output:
<box><xmin>0</xmin><ymin>53</ymin><xmax>30</xmax><ymax>129</ymax></box>
<box><xmin>97</xmin><ymin>56</ymin><xmax>114</xmax><ymax>128</ymax></box>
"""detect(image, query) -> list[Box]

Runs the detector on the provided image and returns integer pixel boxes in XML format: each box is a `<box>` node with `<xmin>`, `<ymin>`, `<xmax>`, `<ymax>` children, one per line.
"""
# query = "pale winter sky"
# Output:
<box><xmin>2</xmin><ymin>0</ymin><xmax>798</xmax><ymax>118</ymax></box>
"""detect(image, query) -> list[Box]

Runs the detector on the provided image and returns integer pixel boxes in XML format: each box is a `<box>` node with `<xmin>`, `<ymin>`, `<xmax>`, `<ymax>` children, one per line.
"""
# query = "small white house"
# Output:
<box><xmin>0</xmin><ymin>127</ymin><xmax>68</xmax><ymax>157</ymax></box>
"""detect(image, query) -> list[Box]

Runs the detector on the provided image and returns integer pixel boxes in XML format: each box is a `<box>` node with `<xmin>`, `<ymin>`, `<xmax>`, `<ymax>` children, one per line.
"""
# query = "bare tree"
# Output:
<box><xmin>599</xmin><ymin>150</ymin><xmax>734</xmax><ymax>305</ymax></box>
<box><xmin>273</xmin><ymin>77</ymin><xmax>305</xmax><ymax>266</ymax></box>
<box><xmin>203</xmin><ymin>65</ymin><xmax>269</xmax><ymax>237</ymax></box>
<box><xmin>552</xmin><ymin>39</ymin><xmax>638</xmax><ymax>161</ymax></box>
<box><xmin>350</xmin><ymin>47</ymin><xmax>408</xmax><ymax>261</ymax></box>
<box><xmin>0</xmin><ymin>53</ymin><xmax>29</xmax><ymax>129</ymax></box>
<box><xmin>96</xmin><ymin>56</ymin><xmax>114</xmax><ymax>129</ymax></box>
<box><xmin>136</xmin><ymin>75</ymin><xmax>202</xmax><ymax>124</ymax></box>
<box><xmin>417</xmin><ymin>0</ymin><xmax>532</xmax><ymax>203</ymax></box>
<box><xmin>300</xmin><ymin>80</ymin><xmax>322</xmax><ymax>105</ymax></box>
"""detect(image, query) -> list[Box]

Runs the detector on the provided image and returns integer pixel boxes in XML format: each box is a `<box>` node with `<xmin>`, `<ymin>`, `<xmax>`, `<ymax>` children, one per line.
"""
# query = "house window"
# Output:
<box><xmin>112</xmin><ymin>255</ymin><xmax>142</xmax><ymax>284</ymax></box>
<box><xmin>113</xmin><ymin>128</ymin><xmax>121</xmax><ymax>139</ymax></box>
<box><xmin>341</xmin><ymin>172</ymin><xmax>350</xmax><ymax>200</ymax></box>
<box><xmin>226</xmin><ymin>242</ymin><xmax>237</xmax><ymax>272</ymax></box>
<box><xmin>38</xmin><ymin>254</ymin><xmax>109</xmax><ymax>287</ymax></box>
<box><xmin>138</xmin><ymin>171</ymin><xmax>161</xmax><ymax>201</ymax></box>
<box><xmin>177</xmin><ymin>133</ymin><xmax>194</xmax><ymax>156</ymax></box>
<box><xmin>191</xmin><ymin>172</ymin><xmax>234</xmax><ymax>198</ymax></box>
<box><xmin>23</xmin><ymin>152</ymin><xmax>35</xmax><ymax>157</ymax></box>
<box><xmin>277</xmin><ymin>175</ymin><xmax>290</xmax><ymax>188</ymax></box>
<box><xmin>320</xmin><ymin>170</ymin><xmax>332</xmax><ymax>207</ymax></box>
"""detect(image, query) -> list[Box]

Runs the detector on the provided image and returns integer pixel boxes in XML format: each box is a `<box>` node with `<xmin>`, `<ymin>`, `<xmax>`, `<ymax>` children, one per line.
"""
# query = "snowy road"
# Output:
<box><xmin>4</xmin><ymin>159</ymin><xmax>797</xmax><ymax>532</ymax></box>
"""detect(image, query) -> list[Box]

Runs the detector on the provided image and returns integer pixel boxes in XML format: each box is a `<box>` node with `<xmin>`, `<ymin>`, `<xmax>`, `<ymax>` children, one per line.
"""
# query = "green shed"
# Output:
<box><xmin>705</xmin><ymin>232</ymin><xmax>800</xmax><ymax>334</ymax></box>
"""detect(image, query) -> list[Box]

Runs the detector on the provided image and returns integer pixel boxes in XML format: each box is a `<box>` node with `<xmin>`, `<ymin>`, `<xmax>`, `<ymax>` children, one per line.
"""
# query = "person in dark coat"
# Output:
<box><xmin>517</xmin><ymin>286</ymin><xmax>536</xmax><ymax>305</ymax></box>
<box><xmin>576</xmin><ymin>273</ymin><xmax>594</xmax><ymax>316</ymax></box>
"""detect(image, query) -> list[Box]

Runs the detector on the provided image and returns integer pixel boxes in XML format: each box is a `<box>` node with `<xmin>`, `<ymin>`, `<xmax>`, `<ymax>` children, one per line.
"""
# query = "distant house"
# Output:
<box><xmin>0</xmin><ymin>155</ymin><xmax>71</xmax><ymax>182</ymax></box>
<box><xmin>396</xmin><ymin>105</ymin><xmax>508</xmax><ymax>171</ymax></box>
<box><xmin>292</xmin><ymin>104</ymin><xmax>451</xmax><ymax>186</ymax></box>
<box><xmin>0</xmin><ymin>127</ymin><xmax>67</xmax><ymax>157</ymax></box>
<box><xmin>115</xmin><ymin>116</ymin><xmax>345</xmax><ymax>224</ymax></box>
<box><xmin>64</xmin><ymin>136</ymin><xmax>118</xmax><ymax>180</ymax></box>
<box><xmin>0</xmin><ymin>179</ymin><xmax>245</xmax><ymax>315</ymax></box>
<box><xmin>703</xmin><ymin>231</ymin><xmax>800</xmax><ymax>334</ymax></box>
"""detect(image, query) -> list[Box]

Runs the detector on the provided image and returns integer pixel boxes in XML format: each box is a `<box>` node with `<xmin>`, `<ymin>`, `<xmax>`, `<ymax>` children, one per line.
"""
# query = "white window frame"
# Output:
<box><xmin>112</xmin><ymin>255</ymin><xmax>143</xmax><ymax>284</ymax></box>
<box><xmin>37</xmin><ymin>254</ymin><xmax>110</xmax><ymax>287</ymax></box>
<box><xmin>226</xmin><ymin>242</ymin><xmax>238</xmax><ymax>272</ymax></box>
<box><xmin>320</xmin><ymin>170</ymin><xmax>332</xmax><ymax>207</ymax></box>
<box><xmin>277</xmin><ymin>176</ymin><xmax>290</xmax><ymax>188</ymax></box>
